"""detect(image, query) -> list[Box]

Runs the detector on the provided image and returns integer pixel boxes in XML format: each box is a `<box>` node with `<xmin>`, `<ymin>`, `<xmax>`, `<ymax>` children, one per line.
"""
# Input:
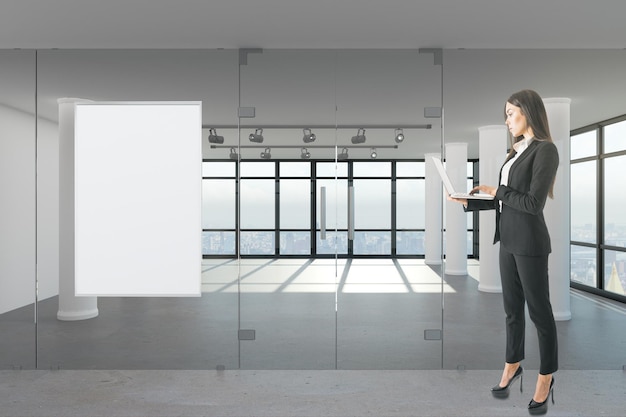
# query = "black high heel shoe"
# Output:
<box><xmin>528</xmin><ymin>377</ymin><xmax>555</xmax><ymax>415</ymax></box>
<box><xmin>491</xmin><ymin>366</ymin><xmax>523</xmax><ymax>398</ymax></box>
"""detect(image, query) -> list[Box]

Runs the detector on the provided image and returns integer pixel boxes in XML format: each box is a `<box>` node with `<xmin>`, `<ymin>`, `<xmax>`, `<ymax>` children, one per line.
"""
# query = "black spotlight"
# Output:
<box><xmin>260</xmin><ymin>147</ymin><xmax>272</xmax><ymax>159</ymax></box>
<box><xmin>302</xmin><ymin>128</ymin><xmax>316</xmax><ymax>143</ymax></box>
<box><xmin>301</xmin><ymin>148</ymin><xmax>311</xmax><ymax>159</ymax></box>
<box><xmin>395</xmin><ymin>128</ymin><xmax>405</xmax><ymax>143</ymax></box>
<box><xmin>249</xmin><ymin>128</ymin><xmax>264</xmax><ymax>143</ymax></box>
<box><xmin>337</xmin><ymin>147</ymin><xmax>349</xmax><ymax>160</ymax></box>
<box><xmin>208</xmin><ymin>128</ymin><xmax>224</xmax><ymax>144</ymax></box>
<box><xmin>351</xmin><ymin>128</ymin><xmax>366</xmax><ymax>144</ymax></box>
<box><xmin>229</xmin><ymin>147</ymin><xmax>238</xmax><ymax>160</ymax></box>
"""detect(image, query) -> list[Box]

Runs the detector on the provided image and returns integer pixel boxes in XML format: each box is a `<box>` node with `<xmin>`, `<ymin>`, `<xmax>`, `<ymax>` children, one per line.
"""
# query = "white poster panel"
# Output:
<box><xmin>74</xmin><ymin>102</ymin><xmax>202</xmax><ymax>296</ymax></box>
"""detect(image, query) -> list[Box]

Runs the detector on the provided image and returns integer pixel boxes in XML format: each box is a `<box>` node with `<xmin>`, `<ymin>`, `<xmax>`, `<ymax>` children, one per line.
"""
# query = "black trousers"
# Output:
<box><xmin>499</xmin><ymin>245</ymin><xmax>558</xmax><ymax>375</ymax></box>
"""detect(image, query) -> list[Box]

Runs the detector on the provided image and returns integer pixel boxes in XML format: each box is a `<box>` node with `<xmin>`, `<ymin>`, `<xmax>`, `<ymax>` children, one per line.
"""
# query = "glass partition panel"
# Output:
<box><xmin>36</xmin><ymin>49</ymin><xmax>239</xmax><ymax>369</ymax></box>
<box><xmin>396</xmin><ymin>179</ymin><xmax>424</xmax><ymax>229</ymax></box>
<box><xmin>335</xmin><ymin>50</ymin><xmax>443</xmax><ymax>369</ymax></box>
<box><xmin>352</xmin><ymin>179</ymin><xmax>391</xmax><ymax>255</ymax></box>
<box><xmin>442</xmin><ymin>49</ymin><xmax>626</xmax><ymax>371</ymax></box>
<box><xmin>280</xmin><ymin>179</ymin><xmax>312</xmax><ymax>256</ymax></box>
<box><xmin>278</xmin><ymin>161</ymin><xmax>312</xmax><ymax>255</ymax></box>
<box><xmin>316</xmin><ymin>178</ymin><xmax>348</xmax><ymax>256</ymax></box>
<box><xmin>604</xmin><ymin>155</ymin><xmax>626</xmax><ymax>247</ymax></box>
<box><xmin>571</xmin><ymin>130</ymin><xmax>597</xmax><ymax>160</ymax></box>
<box><xmin>571</xmin><ymin>161</ymin><xmax>597</xmax><ymax>244</ymax></box>
<box><xmin>396</xmin><ymin>162</ymin><xmax>426</xmax><ymax>256</ymax></box>
<box><xmin>240</xmin><ymin>178</ymin><xmax>275</xmax><ymax>229</ymax></box>
<box><xmin>8</xmin><ymin>46</ymin><xmax>625</xmax><ymax>371</ymax></box>
<box><xmin>202</xmin><ymin>177</ymin><xmax>236</xmax><ymax>256</ymax></box>
<box><xmin>571</xmin><ymin>245</ymin><xmax>597</xmax><ymax>287</ymax></box>
<box><xmin>603</xmin><ymin>119</ymin><xmax>626</xmax><ymax>154</ymax></box>
<box><xmin>0</xmin><ymin>50</ymin><xmax>36</xmax><ymax>369</ymax></box>
<box><xmin>603</xmin><ymin>249</ymin><xmax>626</xmax><ymax>296</ymax></box>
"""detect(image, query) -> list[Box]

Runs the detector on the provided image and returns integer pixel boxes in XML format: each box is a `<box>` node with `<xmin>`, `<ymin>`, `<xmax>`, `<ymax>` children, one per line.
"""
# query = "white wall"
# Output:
<box><xmin>0</xmin><ymin>108</ymin><xmax>57</xmax><ymax>314</ymax></box>
<box><xmin>443</xmin><ymin>49</ymin><xmax>626</xmax><ymax>157</ymax></box>
<box><xmin>0</xmin><ymin>105</ymin><xmax>36</xmax><ymax>314</ymax></box>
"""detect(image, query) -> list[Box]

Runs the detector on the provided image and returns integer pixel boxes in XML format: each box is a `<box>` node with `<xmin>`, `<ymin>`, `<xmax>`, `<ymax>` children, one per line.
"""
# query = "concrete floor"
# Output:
<box><xmin>3</xmin><ymin>259</ymin><xmax>625</xmax><ymax>372</ymax></box>
<box><xmin>1</xmin><ymin>369</ymin><xmax>625</xmax><ymax>416</ymax></box>
<box><xmin>2</xmin><ymin>259</ymin><xmax>625</xmax><ymax>416</ymax></box>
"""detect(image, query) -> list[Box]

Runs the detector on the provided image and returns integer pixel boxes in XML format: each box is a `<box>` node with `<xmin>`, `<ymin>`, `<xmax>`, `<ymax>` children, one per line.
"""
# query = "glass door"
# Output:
<box><xmin>237</xmin><ymin>49</ymin><xmax>444</xmax><ymax>369</ymax></box>
<box><xmin>334</xmin><ymin>50</ymin><xmax>444</xmax><ymax>369</ymax></box>
<box><xmin>237</xmin><ymin>50</ymin><xmax>338</xmax><ymax>368</ymax></box>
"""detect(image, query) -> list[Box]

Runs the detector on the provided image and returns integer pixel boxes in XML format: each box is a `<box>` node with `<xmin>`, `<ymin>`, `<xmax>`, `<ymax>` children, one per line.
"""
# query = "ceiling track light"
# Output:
<box><xmin>370</xmin><ymin>148</ymin><xmax>378</xmax><ymax>159</ymax></box>
<box><xmin>260</xmin><ymin>147</ymin><xmax>272</xmax><ymax>159</ymax></box>
<box><xmin>249</xmin><ymin>128</ymin><xmax>264</xmax><ymax>143</ymax></box>
<box><xmin>351</xmin><ymin>128</ymin><xmax>366</xmax><ymax>144</ymax></box>
<box><xmin>337</xmin><ymin>147</ymin><xmax>349</xmax><ymax>160</ymax></box>
<box><xmin>229</xmin><ymin>147</ymin><xmax>238</xmax><ymax>160</ymax></box>
<box><xmin>301</xmin><ymin>147</ymin><xmax>311</xmax><ymax>159</ymax></box>
<box><xmin>208</xmin><ymin>128</ymin><xmax>224</xmax><ymax>144</ymax></box>
<box><xmin>302</xmin><ymin>128</ymin><xmax>316</xmax><ymax>143</ymax></box>
<box><xmin>394</xmin><ymin>128</ymin><xmax>405</xmax><ymax>143</ymax></box>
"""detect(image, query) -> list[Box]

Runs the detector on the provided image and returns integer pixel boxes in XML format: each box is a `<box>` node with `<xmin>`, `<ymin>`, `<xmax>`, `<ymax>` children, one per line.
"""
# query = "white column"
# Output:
<box><xmin>444</xmin><ymin>142</ymin><xmax>468</xmax><ymax>275</ymax></box>
<box><xmin>58</xmin><ymin>98</ymin><xmax>98</xmax><ymax>321</ymax></box>
<box><xmin>543</xmin><ymin>98</ymin><xmax>572</xmax><ymax>321</ymax></box>
<box><xmin>477</xmin><ymin>125</ymin><xmax>507</xmax><ymax>292</ymax></box>
<box><xmin>424</xmin><ymin>153</ymin><xmax>442</xmax><ymax>265</ymax></box>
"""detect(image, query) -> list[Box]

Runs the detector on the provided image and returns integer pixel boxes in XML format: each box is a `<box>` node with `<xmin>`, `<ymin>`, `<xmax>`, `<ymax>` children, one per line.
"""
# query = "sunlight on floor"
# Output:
<box><xmin>201</xmin><ymin>258</ymin><xmax>455</xmax><ymax>293</ymax></box>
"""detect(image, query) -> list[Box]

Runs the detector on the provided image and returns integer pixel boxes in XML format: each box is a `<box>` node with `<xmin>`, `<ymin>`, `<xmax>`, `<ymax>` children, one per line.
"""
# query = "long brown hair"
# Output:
<box><xmin>504</xmin><ymin>89</ymin><xmax>555</xmax><ymax>198</ymax></box>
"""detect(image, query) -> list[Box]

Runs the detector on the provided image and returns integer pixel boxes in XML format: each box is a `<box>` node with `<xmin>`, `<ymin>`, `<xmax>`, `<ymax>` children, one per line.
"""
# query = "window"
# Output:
<box><xmin>279</xmin><ymin>170</ymin><xmax>311</xmax><ymax>255</ymax></box>
<box><xmin>396</xmin><ymin>162</ymin><xmax>425</xmax><ymax>255</ymax></box>
<box><xmin>202</xmin><ymin>159</ymin><xmax>432</xmax><ymax>258</ymax></box>
<box><xmin>603</xmin><ymin>155</ymin><xmax>626</xmax><ymax>247</ymax></box>
<box><xmin>570</xmin><ymin>115</ymin><xmax>626</xmax><ymax>302</ymax></box>
<box><xmin>202</xmin><ymin>161</ymin><xmax>236</xmax><ymax>255</ymax></box>
<box><xmin>570</xmin><ymin>161</ymin><xmax>596</xmax><ymax>244</ymax></box>
<box><xmin>570</xmin><ymin>130</ymin><xmax>596</xmax><ymax>159</ymax></box>
<box><xmin>603</xmin><ymin>119</ymin><xmax>626</xmax><ymax>154</ymax></box>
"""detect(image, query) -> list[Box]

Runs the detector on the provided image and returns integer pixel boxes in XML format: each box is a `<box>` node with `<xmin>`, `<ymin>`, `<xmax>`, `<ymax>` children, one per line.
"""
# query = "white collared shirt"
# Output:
<box><xmin>499</xmin><ymin>137</ymin><xmax>533</xmax><ymax>211</ymax></box>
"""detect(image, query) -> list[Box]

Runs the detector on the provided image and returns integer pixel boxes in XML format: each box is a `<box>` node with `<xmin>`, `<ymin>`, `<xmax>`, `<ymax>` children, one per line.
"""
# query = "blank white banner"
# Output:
<box><xmin>74</xmin><ymin>102</ymin><xmax>202</xmax><ymax>296</ymax></box>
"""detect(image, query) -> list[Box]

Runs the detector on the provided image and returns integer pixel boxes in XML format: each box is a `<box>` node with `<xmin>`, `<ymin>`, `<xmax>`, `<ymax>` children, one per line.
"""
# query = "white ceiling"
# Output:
<box><xmin>3</xmin><ymin>1</ymin><xmax>626</xmax><ymax>160</ymax></box>
<box><xmin>2</xmin><ymin>0</ymin><xmax>626</xmax><ymax>50</ymax></box>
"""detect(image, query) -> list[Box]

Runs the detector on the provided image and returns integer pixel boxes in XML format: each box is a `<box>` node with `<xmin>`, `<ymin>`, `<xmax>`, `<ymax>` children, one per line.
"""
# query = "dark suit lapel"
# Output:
<box><xmin>509</xmin><ymin>139</ymin><xmax>539</xmax><ymax>171</ymax></box>
<box><xmin>498</xmin><ymin>139</ymin><xmax>539</xmax><ymax>186</ymax></box>
<box><xmin>499</xmin><ymin>150</ymin><xmax>517</xmax><ymax>179</ymax></box>
<box><xmin>503</xmin><ymin>151</ymin><xmax>517</xmax><ymax>165</ymax></box>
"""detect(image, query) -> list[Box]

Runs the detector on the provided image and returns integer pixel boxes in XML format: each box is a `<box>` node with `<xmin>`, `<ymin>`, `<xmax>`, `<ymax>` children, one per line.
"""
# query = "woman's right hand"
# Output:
<box><xmin>447</xmin><ymin>195</ymin><xmax>468</xmax><ymax>207</ymax></box>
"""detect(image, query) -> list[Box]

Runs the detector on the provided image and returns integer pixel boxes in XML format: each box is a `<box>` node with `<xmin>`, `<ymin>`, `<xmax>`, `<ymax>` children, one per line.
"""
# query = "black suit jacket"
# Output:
<box><xmin>466</xmin><ymin>139</ymin><xmax>559</xmax><ymax>256</ymax></box>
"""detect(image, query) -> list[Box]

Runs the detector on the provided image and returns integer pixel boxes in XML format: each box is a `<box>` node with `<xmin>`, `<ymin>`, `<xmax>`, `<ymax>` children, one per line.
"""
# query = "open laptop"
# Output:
<box><xmin>429</xmin><ymin>156</ymin><xmax>494</xmax><ymax>200</ymax></box>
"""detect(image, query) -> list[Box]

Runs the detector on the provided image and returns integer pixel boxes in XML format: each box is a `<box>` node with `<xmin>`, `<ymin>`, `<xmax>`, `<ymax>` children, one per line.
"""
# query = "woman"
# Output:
<box><xmin>449</xmin><ymin>89</ymin><xmax>558</xmax><ymax>415</ymax></box>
